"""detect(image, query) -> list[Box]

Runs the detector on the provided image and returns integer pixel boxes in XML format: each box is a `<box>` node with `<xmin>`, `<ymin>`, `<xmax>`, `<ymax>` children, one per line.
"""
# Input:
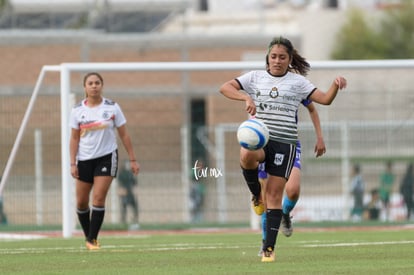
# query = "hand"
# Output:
<box><xmin>335</xmin><ymin>76</ymin><xmax>347</xmax><ymax>90</ymax></box>
<box><xmin>70</xmin><ymin>165</ymin><xmax>79</xmax><ymax>179</ymax></box>
<box><xmin>130</xmin><ymin>161</ymin><xmax>140</xmax><ymax>175</ymax></box>
<box><xmin>314</xmin><ymin>137</ymin><xmax>326</xmax><ymax>158</ymax></box>
<box><xmin>245</xmin><ymin>97</ymin><xmax>256</xmax><ymax>116</ymax></box>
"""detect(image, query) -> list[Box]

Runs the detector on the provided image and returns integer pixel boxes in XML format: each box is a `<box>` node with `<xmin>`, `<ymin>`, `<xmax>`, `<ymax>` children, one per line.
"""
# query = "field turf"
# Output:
<box><xmin>1</xmin><ymin>225</ymin><xmax>414</xmax><ymax>274</ymax></box>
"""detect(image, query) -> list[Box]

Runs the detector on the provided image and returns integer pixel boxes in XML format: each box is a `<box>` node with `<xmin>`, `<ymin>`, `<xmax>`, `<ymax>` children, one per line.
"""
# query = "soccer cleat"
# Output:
<box><xmin>261</xmin><ymin>247</ymin><xmax>275</xmax><ymax>262</ymax></box>
<box><xmin>251</xmin><ymin>195</ymin><xmax>264</xmax><ymax>215</ymax></box>
<box><xmin>281</xmin><ymin>213</ymin><xmax>293</xmax><ymax>237</ymax></box>
<box><xmin>85</xmin><ymin>239</ymin><xmax>100</xmax><ymax>250</ymax></box>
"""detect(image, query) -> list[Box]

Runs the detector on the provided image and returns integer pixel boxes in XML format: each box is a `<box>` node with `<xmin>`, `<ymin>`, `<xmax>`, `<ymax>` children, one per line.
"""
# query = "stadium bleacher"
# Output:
<box><xmin>0</xmin><ymin>0</ymin><xmax>190</xmax><ymax>32</ymax></box>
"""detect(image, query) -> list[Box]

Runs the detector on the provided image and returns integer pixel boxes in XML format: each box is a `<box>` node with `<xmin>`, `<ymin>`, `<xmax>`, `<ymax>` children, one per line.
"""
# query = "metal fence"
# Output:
<box><xmin>0</xmin><ymin>60</ymin><xmax>413</xmax><ymax>236</ymax></box>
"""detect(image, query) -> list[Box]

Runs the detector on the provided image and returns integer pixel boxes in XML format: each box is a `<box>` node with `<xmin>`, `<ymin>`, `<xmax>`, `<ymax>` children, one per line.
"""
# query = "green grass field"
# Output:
<box><xmin>1</xmin><ymin>225</ymin><xmax>414</xmax><ymax>274</ymax></box>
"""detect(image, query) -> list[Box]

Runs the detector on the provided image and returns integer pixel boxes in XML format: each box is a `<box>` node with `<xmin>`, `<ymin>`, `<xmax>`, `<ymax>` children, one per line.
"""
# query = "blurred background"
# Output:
<box><xmin>0</xmin><ymin>0</ymin><xmax>413</xmax><ymax>235</ymax></box>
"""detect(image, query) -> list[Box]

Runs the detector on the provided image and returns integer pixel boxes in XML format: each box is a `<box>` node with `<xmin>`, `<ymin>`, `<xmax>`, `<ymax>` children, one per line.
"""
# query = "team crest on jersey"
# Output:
<box><xmin>274</xmin><ymin>153</ymin><xmax>284</xmax><ymax>166</ymax></box>
<box><xmin>102</xmin><ymin>111</ymin><xmax>110</xmax><ymax>119</ymax></box>
<box><xmin>269</xmin><ymin>87</ymin><xmax>279</xmax><ymax>98</ymax></box>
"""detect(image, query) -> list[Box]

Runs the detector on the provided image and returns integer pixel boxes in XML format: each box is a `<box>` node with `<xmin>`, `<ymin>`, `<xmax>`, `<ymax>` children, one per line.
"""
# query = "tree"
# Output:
<box><xmin>331</xmin><ymin>9</ymin><xmax>386</xmax><ymax>59</ymax></box>
<box><xmin>331</xmin><ymin>0</ymin><xmax>414</xmax><ymax>59</ymax></box>
<box><xmin>379</xmin><ymin>0</ymin><xmax>414</xmax><ymax>58</ymax></box>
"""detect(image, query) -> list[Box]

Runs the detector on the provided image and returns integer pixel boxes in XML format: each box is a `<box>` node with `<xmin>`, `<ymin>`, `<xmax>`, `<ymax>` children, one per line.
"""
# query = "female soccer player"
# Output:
<box><xmin>259</xmin><ymin>100</ymin><xmax>326</xmax><ymax>255</ymax></box>
<box><xmin>69</xmin><ymin>72</ymin><xmax>140</xmax><ymax>250</ymax></box>
<box><xmin>219</xmin><ymin>36</ymin><xmax>346</xmax><ymax>262</ymax></box>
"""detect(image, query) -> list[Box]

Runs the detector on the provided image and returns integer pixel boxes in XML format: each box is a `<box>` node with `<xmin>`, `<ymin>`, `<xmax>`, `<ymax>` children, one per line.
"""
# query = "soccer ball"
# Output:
<box><xmin>237</xmin><ymin>118</ymin><xmax>269</xmax><ymax>150</ymax></box>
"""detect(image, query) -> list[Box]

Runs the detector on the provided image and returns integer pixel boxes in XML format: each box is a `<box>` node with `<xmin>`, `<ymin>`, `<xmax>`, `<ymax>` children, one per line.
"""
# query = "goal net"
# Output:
<box><xmin>1</xmin><ymin>60</ymin><xmax>413</xmax><ymax>237</ymax></box>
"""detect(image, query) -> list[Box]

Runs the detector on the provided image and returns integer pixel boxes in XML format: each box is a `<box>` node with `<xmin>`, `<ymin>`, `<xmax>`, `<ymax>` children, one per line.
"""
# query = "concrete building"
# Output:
<box><xmin>0</xmin><ymin>0</ymin><xmax>411</xmax><ymax>226</ymax></box>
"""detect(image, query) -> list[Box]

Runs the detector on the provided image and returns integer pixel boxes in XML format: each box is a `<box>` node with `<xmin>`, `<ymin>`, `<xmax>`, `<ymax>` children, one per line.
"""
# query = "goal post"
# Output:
<box><xmin>0</xmin><ymin>65</ymin><xmax>61</xmax><ymax>196</ymax></box>
<box><xmin>1</xmin><ymin>59</ymin><xmax>414</xmax><ymax>238</ymax></box>
<box><xmin>58</xmin><ymin>61</ymin><xmax>267</xmax><ymax>237</ymax></box>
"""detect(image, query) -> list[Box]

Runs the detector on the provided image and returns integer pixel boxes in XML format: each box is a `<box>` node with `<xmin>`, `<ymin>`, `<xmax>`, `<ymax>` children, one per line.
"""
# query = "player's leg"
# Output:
<box><xmin>281</xmin><ymin>141</ymin><xmax>302</xmax><ymax>237</ymax></box>
<box><xmin>120</xmin><ymin>196</ymin><xmax>127</xmax><ymax>224</ymax></box>
<box><xmin>76</xmin><ymin>181</ymin><xmax>92</xmax><ymax>238</ymax></box>
<box><xmin>384</xmin><ymin>197</ymin><xmax>390</xmax><ymax>221</ymax></box>
<box><xmin>87</xmin><ymin>175</ymin><xmax>112</xmax><ymax>249</ymax></box>
<box><xmin>128</xmin><ymin>193</ymin><xmax>140</xmax><ymax>229</ymax></box>
<box><xmin>281</xmin><ymin>167</ymin><xmax>300</xmax><ymax>237</ymax></box>
<box><xmin>258</xmin><ymin>212</ymin><xmax>267</xmax><ymax>256</ymax></box>
<box><xmin>240</xmin><ymin>147</ymin><xmax>265</xmax><ymax>215</ymax></box>
<box><xmin>261</xmin><ymin>142</ymin><xmax>295</xmax><ymax>262</ymax></box>
<box><xmin>130</xmin><ymin>194</ymin><xmax>139</xmax><ymax>224</ymax></box>
<box><xmin>258</xmin><ymin>175</ymin><xmax>267</xmax><ymax>256</ymax></box>
<box><xmin>76</xmin><ymin>159</ymin><xmax>94</xmax><ymax>240</ymax></box>
<box><xmin>262</xmin><ymin>175</ymin><xmax>287</xmax><ymax>262</ymax></box>
<box><xmin>86</xmin><ymin>151</ymin><xmax>118</xmax><ymax>249</ymax></box>
<box><xmin>283</xmin><ymin>167</ymin><xmax>300</xmax><ymax>211</ymax></box>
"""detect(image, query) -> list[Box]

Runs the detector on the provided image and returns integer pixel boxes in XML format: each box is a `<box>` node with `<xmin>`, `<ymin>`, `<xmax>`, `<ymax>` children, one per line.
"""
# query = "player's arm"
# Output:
<box><xmin>117</xmin><ymin>124</ymin><xmax>140</xmax><ymax>175</ymax></box>
<box><xmin>306</xmin><ymin>102</ymin><xmax>326</xmax><ymax>157</ymax></box>
<box><xmin>69</xmin><ymin>128</ymin><xmax>80</xmax><ymax>165</ymax></box>
<box><xmin>309</xmin><ymin>76</ymin><xmax>347</xmax><ymax>105</ymax></box>
<box><xmin>219</xmin><ymin>79</ymin><xmax>256</xmax><ymax>116</ymax></box>
<box><xmin>69</xmin><ymin>128</ymin><xmax>80</xmax><ymax>178</ymax></box>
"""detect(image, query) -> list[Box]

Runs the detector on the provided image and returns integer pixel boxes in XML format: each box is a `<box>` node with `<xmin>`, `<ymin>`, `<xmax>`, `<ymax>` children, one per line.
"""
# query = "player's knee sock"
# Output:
<box><xmin>261</xmin><ymin>212</ymin><xmax>267</xmax><ymax>242</ymax></box>
<box><xmin>263</xmin><ymin>209</ymin><xmax>282</xmax><ymax>251</ymax></box>
<box><xmin>76</xmin><ymin>208</ymin><xmax>90</xmax><ymax>238</ymax></box>
<box><xmin>282</xmin><ymin>195</ymin><xmax>297</xmax><ymax>215</ymax></box>
<box><xmin>88</xmin><ymin>205</ymin><xmax>105</xmax><ymax>242</ymax></box>
<box><xmin>241</xmin><ymin>167</ymin><xmax>261</xmax><ymax>197</ymax></box>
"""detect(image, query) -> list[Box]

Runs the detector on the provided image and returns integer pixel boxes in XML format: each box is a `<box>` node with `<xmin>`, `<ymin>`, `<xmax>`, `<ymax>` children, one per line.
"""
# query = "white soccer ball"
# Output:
<box><xmin>237</xmin><ymin>119</ymin><xmax>269</xmax><ymax>151</ymax></box>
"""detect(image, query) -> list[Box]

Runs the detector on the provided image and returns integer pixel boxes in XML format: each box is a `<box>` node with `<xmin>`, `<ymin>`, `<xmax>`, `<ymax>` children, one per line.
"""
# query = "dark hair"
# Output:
<box><xmin>83</xmin><ymin>72</ymin><xmax>104</xmax><ymax>87</ymax></box>
<box><xmin>266</xmin><ymin>36</ymin><xmax>310</xmax><ymax>76</ymax></box>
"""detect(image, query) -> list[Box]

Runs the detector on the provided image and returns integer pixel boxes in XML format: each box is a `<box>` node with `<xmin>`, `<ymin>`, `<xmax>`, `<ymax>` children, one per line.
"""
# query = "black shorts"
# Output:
<box><xmin>77</xmin><ymin>150</ymin><xmax>118</xmax><ymax>184</ymax></box>
<box><xmin>264</xmin><ymin>140</ymin><xmax>296</xmax><ymax>179</ymax></box>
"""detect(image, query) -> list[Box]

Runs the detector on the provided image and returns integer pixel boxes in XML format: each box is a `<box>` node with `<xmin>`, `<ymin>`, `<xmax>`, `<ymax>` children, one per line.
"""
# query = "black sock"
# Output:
<box><xmin>241</xmin><ymin>167</ymin><xmax>261</xmax><ymax>197</ymax></box>
<box><xmin>88</xmin><ymin>205</ymin><xmax>105</xmax><ymax>242</ymax></box>
<box><xmin>76</xmin><ymin>208</ymin><xmax>90</xmax><ymax>239</ymax></box>
<box><xmin>264</xmin><ymin>209</ymin><xmax>283</xmax><ymax>251</ymax></box>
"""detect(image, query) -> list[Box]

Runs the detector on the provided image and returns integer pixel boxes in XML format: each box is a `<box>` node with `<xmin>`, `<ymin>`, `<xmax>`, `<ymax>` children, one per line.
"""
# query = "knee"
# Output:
<box><xmin>285</xmin><ymin>187</ymin><xmax>300</xmax><ymax>200</ymax></box>
<box><xmin>93</xmin><ymin>198</ymin><xmax>106</xmax><ymax>206</ymax></box>
<box><xmin>76</xmin><ymin>196</ymin><xmax>89</xmax><ymax>209</ymax></box>
<box><xmin>240</xmin><ymin>149</ymin><xmax>260</xmax><ymax>168</ymax></box>
<box><xmin>77</xmin><ymin>202</ymin><xmax>89</xmax><ymax>210</ymax></box>
<box><xmin>266</xmin><ymin>187</ymin><xmax>283</xmax><ymax>203</ymax></box>
<box><xmin>240</xmin><ymin>151</ymin><xmax>251</xmax><ymax>164</ymax></box>
<box><xmin>92</xmin><ymin>191</ymin><xmax>108</xmax><ymax>206</ymax></box>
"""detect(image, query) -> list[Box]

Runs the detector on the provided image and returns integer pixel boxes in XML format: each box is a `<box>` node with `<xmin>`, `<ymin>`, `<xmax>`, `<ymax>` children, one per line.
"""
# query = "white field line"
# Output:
<box><xmin>0</xmin><ymin>233</ymin><xmax>47</xmax><ymax>240</ymax></box>
<box><xmin>0</xmin><ymin>241</ymin><xmax>256</xmax><ymax>255</ymax></box>
<box><xmin>0</xmin><ymin>240</ymin><xmax>413</xmax><ymax>255</ymax></box>
<box><xmin>302</xmin><ymin>240</ymin><xmax>414</xmax><ymax>248</ymax></box>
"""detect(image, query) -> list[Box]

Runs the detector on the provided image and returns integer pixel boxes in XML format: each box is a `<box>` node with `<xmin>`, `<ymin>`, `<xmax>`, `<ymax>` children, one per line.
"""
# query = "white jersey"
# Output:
<box><xmin>70</xmin><ymin>97</ymin><xmax>126</xmax><ymax>161</ymax></box>
<box><xmin>237</xmin><ymin>70</ymin><xmax>316</xmax><ymax>144</ymax></box>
